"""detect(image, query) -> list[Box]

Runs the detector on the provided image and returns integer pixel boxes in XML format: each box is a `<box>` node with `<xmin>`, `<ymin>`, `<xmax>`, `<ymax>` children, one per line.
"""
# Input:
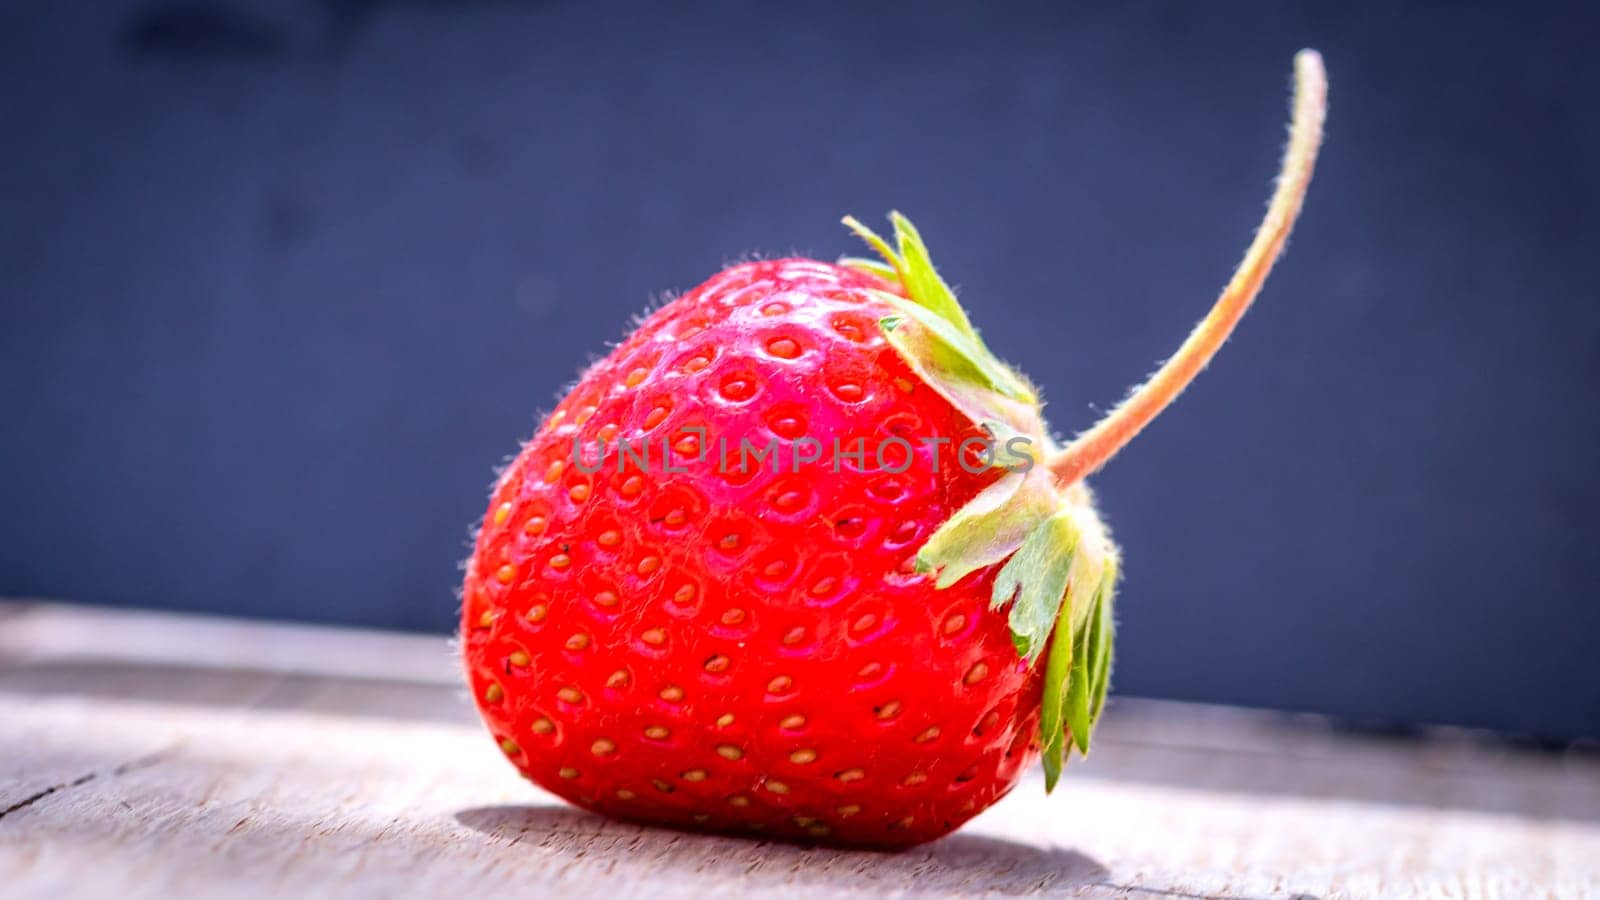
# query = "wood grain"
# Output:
<box><xmin>1</xmin><ymin>601</ymin><xmax>1595</xmax><ymax>899</ymax></box>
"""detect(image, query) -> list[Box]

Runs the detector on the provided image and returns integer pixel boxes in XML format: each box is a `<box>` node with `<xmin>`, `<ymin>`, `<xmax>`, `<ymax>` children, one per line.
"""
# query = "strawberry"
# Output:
<box><xmin>461</xmin><ymin>52</ymin><xmax>1326</xmax><ymax>848</ymax></box>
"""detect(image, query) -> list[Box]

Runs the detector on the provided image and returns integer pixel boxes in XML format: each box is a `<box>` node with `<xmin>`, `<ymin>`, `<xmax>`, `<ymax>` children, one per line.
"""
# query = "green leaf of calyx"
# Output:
<box><xmin>916</xmin><ymin>468</ymin><xmax>1058</xmax><ymax>588</ymax></box>
<box><xmin>1029</xmin><ymin>513</ymin><xmax>1118</xmax><ymax>790</ymax></box>
<box><xmin>1088</xmin><ymin>563</ymin><xmax>1117</xmax><ymax>723</ymax></box>
<box><xmin>1065</xmin><ymin>564</ymin><xmax>1118</xmax><ymax>756</ymax></box>
<box><xmin>888</xmin><ymin>212</ymin><xmax>980</xmax><ymax>341</ymax></box>
<box><xmin>841</xmin><ymin>218</ymin><xmax>903</xmax><ymax>285</ymax></box>
<box><xmin>1038</xmin><ymin>576</ymin><xmax>1077</xmax><ymax>792</ymax></box>
<box><xmin>876</xmin><ymin>295</ymin><xmax>1033</xmax><ymax>404</ymax></box>
<box><xmin>838</xmin><ymin>256</ymin><xmax>899</xmax><ymax>284</ymax></box>
<box><xmin>1064</xmin><ymin>592</ymin><xmax>1095</xmax><ymax>757</ymax></box>
<box><xmin>844</xmin><ymin>214</ymin><xmax>976</xmax><ymax>342</ymax></box>
<box><xmin>991</xmin><ymin>510</ymin><xmax>1080</xmax><ymax>662</ymax></box>
<box><xmin>844</xmin><ymin>214</ymin><xmax>1037</xmax><ymax>432</ymax></box>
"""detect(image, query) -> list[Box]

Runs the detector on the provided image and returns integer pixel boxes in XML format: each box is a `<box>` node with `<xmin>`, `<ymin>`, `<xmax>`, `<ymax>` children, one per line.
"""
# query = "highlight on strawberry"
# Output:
<box><xmin>460</xmin><ymin>51</ymin><xmax>1327</xmax><ymax>848</ymax></box>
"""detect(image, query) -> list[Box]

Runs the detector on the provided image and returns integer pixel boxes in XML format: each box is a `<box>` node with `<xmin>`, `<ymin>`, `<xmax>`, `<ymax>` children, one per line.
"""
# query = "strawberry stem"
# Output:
<box><xmin>1047</xmin><ymin>50</ymin><xmax>1328</xmax><ymax>487</ymax></box>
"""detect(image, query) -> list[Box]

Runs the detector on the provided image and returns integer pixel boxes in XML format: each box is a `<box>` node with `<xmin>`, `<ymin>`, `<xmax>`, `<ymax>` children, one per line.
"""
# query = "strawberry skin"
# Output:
<box><xmin>461</xmin><ymin>260</ymin><xmax>1043</xmax><ymax>847</ymax></box>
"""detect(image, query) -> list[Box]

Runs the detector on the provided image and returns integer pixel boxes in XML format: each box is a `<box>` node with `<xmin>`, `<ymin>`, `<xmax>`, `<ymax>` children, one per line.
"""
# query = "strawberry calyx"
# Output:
<box><xmin>841</xmin><ymin>213</ymin><xmax>1118</xmax><ymax>789</ymax></box>
<box><xmin>839</xmin><ymin>49</ymin><xmax>1327</xmax><ymax>790</ymax></box>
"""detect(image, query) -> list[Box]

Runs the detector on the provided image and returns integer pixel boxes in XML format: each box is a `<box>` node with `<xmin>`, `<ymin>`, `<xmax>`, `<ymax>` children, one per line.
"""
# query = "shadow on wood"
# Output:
<box><xmin>455</xmin><ymin>803</ymin><xmax>1116</xmax><ymax>896</ymax></box>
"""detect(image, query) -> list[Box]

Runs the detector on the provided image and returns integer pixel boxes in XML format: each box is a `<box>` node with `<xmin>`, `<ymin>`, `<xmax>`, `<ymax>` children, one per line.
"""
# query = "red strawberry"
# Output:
<box><xmin>461</xmin><ymin>52</ymin><xmax>1326</xmax><ymax>847</ymax></box>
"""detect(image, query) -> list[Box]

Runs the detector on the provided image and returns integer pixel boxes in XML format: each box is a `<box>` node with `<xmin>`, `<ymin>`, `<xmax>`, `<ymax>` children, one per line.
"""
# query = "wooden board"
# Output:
<box><xmin>1</xmin><ymin>601</ymin><xmax>1596</xmax><ymax>898</ymax></box>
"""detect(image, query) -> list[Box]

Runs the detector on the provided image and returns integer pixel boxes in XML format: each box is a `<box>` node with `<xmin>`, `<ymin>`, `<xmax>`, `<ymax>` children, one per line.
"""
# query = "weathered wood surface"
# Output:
<box><xmin>1</xmin><ymin>602</ymin><xmax>1595</xmax><ymax>899</ymax></box>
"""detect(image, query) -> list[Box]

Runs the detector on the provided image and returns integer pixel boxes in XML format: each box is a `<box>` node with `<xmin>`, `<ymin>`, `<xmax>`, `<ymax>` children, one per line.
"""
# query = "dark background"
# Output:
<box><xmin>3</xmin><ymin>2</ymin><xmax>1596</xmax><ymax>739</ymax></box>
